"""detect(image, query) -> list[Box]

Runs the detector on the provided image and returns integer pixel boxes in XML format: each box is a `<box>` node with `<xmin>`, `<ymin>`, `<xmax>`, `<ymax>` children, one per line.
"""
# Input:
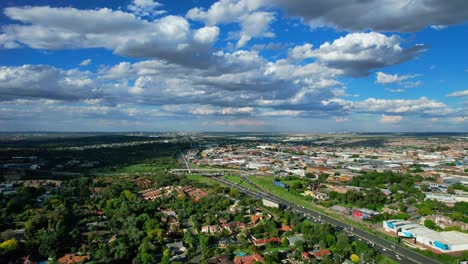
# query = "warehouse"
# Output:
<box><xmin>383</xmin><ymin>220</ymin><xmax>468</xmax><ymax>254</ymax></box>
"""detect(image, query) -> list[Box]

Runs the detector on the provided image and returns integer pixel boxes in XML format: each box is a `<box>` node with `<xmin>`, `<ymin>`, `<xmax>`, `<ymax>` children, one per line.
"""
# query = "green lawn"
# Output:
<box><xmin>112</xmin><ymin>157</ymin><xmax>178</xmax><ymax>173</ymax></box>
<box><xmin>376</xmin><ymin>255</ymin><xmax>398</xmax><ymax>264</ymax></box>
<box><xmin>248</xmin><ymin>176</ymin><xmax>325</xmax><ymax>212</ymax></box>
<box><xmin>187</xmin><ymin>174</ymin><xmax>227</xmax><ymax>187</ymax></box>
<box><xmin>224</xmin><ymin>175</ymin><xmax>261</xmax><ymax>192</ymax></box>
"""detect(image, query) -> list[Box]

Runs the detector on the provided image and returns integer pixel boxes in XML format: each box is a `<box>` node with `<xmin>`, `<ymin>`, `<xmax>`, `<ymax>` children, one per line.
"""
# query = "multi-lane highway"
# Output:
<box><xmin>210</xmin><ymin>176</ymin><xmax>440</xmax><ymax>264</ymax></box>
<box><xmin>177</xmin><ymin>151</ymin><xmax>439</xmax><ymax>264</ymax></box>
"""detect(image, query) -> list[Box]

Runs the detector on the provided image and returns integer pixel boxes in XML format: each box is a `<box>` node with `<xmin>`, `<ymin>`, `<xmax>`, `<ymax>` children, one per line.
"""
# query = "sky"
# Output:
<box><xmin>0</xmin><ymin>0</ymin><xmax>467</xmax><ymax>132</ymax></box>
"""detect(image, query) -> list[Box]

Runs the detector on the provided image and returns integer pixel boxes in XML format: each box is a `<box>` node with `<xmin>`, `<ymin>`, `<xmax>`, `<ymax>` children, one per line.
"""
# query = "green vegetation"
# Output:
<box><xmin>187</xmin><ymin>174</ymin><xmax>226</xmax><ymax>187</ymax></box>
<box><xmin>375</xmin><ymin>255</ymin><xmax>398</xmax><ymax>264</ymax></box>
<box><xmin>224</xmin><ymin>175</ymin><xmax>261</xmax><ymax>191</ymax></box>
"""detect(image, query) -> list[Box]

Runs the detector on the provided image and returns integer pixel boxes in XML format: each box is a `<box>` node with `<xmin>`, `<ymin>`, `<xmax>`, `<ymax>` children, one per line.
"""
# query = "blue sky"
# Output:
<box><xmin>0</xmin><ymin>0</ymin><xmax>466</xmax><ymax>132</ymax></box>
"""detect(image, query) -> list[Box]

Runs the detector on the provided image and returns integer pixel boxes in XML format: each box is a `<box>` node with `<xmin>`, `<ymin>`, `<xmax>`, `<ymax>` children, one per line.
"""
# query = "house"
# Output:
<box><xmin>287</xmin><ymin>235</ymin><xmax>304</xmax><ymax>246</ymax></box>
<box><xmin>330</xmin><ymin>205</ymin><xmax>351</xmax><ymax>215</ymax></box>
<box><xmin>217</xmin><ymin>237</ymin><xmax>238</xmax><ymax>248</ymax></box>
<box><xmin>166</xmin><ymin>241</ymin><xmax>187</xmax><ymax>261</ymax></box>
<box><xmin>253</xmin><ymin>237</ymin><xmax>281</xmax><ymax>247</ymax></box>
<box><xmin>279</xmin><ymin>225</ymin><xmax>293</xmax><ymax>232</ymax></box>
<box><xmin>57</xmin><ymin>254</ymin><xmax>90</xmax><ymax>264</ymax></box>
<box><xmin>302</xmin><ymin>252</ymin><xmax>311</xmax><ymax>260</ymax></box>
<box><xmin>309</xmin><ymin>249</ymin><xmax>331</xmax><ymax>260</ymax></box>
<box><xmin>207</xmin><ymin>255</ymin><xmax>233</xmax><ymax>264</ymax></box>
<box><xmin>233</xmin><ymin>254</ymin><xmax>264</xmax><ymax>264</ymax></box>
<box><xmin>222</xmin><ymin>221</ymin><xmax>247</xmax><ymax>232</ymax></box>
<box><xmin>302</xmin><ymin>190</ymin><xmax>329</xmax><ymax>200</ymax></box>
<box><xmin>420</xmin><ymin>215</ymin><xmax>468</xmax><ymax>231</ymax></box>
<box><xmin>201</xmin><ymin>225</ymin><xmax>222</xmax><ymax>234</ymax></box>
<box><xmin>250</xmin><ymin>214</ymin><xmax>263</xmax><ymax>225</ymax></box>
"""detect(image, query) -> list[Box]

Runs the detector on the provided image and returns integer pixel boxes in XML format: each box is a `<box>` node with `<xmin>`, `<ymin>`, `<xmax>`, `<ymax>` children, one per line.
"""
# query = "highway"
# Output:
<box><xmin>177</xmin><ymin>151</ymin><xmax>440</xmax><ymax>264</ymax></box>
<box><xmin>210</xmin><ymin>176</ymin><xmax>440</xmax><ymax>264</ymax></box>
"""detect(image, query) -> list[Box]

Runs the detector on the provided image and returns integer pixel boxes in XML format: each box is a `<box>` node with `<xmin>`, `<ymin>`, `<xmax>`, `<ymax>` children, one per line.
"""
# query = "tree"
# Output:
<box><xmin>160</xmin><ymin>248</ymin><xmax>171</xmax><ymax>264</ymax></box>
<box><xmin>37</xmin><ymin>230</ymin><xmax>61</xmax><ymax>258</ymax></box>
<box><xmin>450</xmin><ymin>212</ymin><xmax>464</xmax><ymax>222</ymax></box>
<box><xmin>418</xmin><ymin>207</ymin><xmax>432</xmax><ymax>216</ymax></box>
<box><xmin>424</xmin><ymin>219</ymin><xmax>435</xmax><ymax>229</ymax></box>
<box><xmin>0</xmin><ymin>239</ymin><xmax>18</xmax><ymax>254</ymax></box>
<box><xmin>350</xmin><ymin>254</ymin><xmax>360</xmax><ymax>263</ymax></box>
<box><xmin>447</xmin><ymin>186</ymin><xmax>455</xmax><ymax>194</ymax></box>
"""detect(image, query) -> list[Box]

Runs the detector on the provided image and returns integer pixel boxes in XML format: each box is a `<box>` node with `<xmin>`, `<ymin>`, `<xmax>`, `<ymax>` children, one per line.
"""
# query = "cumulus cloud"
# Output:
<box><xmin>268</xmin><ymin>0</ymin><xmax>468</xmax><ymax>32</ymax></box>
<box><xmin>79</xmin><ymin>59</ymin><xmax>92</xmax><ymax>66</ymax></box>
<box><xmin>127</xmin><ymin>0</ymin><xmax>166</xmax><ymax>17</ymax></box>
<box><xmin>376</xmin><ymin>72</ymin><xmax>415</xmax><ymax>84</ymax></box>
<box><xmin>186</xmin><ymin>0</ymin><xmax>263</xmax><ymax>25</ymax></box>
<box><xmin>194</xmin><ymin>26</ymin><xmax>220</xmax><ymax>44</ymax></box>
<box><xmin>237</xmin><ymin>11</ymin><xmax>275</xmax><ymax>47</ymax></box>
<box><xmin>0</xmin><ymin>65</ymin><xmax>99</xmax><ymax>101</ymax></box>
<box><xmin>447</xmin><ymin>90</ymin><xmax>468</xmax><ymax>97</ymax></box>
<box><xmin>310</xmin><ymin>32</ymin><xmax>426</xmax><ymax>76</ymax></box>
<box><xmin>380</xmin><ymin>115</ymin><xmax>402</xmax><ymax>124</ymax></box>
<box><xmin>1</xmin><ymin>6</ymin><xmax>218</xmax><ymax>67</ymax></box>
<box><xmin>376</xmin><ymin>72</ymin><xmax>422</xmax><ymax>89</ymax></box>
<box><xmin>187</xmin><ymin>0</ymin><xmax>274</xmax><ymax>47</ymax></box>
<box><xmin>287</xmin><ymin>33</ymin><xmax>426</xmax><ymax>77</ymax></box>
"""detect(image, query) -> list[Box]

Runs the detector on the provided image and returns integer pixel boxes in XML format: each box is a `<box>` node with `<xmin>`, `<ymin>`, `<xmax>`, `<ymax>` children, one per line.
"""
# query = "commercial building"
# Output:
<box><xmin>262</xmin><ymin>198</ymin><xmax>279</xmax><ymax>208</ymax></box>
<box><xmin>383</xmin><ymin>220</ymin><xmax>468</xmax><ymax>254</ymax></box>
<box><xmin>352</xmin><ymin>208</ymin><xmax>379</xmax><ymax>220</ymax></box>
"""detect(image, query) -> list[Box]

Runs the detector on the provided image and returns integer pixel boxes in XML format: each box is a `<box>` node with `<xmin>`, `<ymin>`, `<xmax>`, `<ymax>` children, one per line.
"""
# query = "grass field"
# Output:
<box><xmin>248</xmin><ymin>176</ymin><xmax>324</xmax><ymax>211</ymax></box>
<box><xmin>224</xmin><ymin>175</ymin><xmax>261</xmax><ymax>191</ymax></box>
<box><xmin>187</xmin><ymin>174</ymin><xmax>227</xmax><ymax>187</ymax></box>
<box><xmin>376</xmin><ymin>255</ymin><xmax>398</xmax><ymax>264</ymax></box>
<box><xmin>112</xmin><ymin>157</ymin><xmax>178</xmax><ymax>173</ymax></box>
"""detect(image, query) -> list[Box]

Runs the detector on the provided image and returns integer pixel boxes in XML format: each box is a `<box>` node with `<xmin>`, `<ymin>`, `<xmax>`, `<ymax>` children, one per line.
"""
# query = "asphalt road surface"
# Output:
<box><xmin>212</xmin><ymin>176</ymin><xmax>441</xmax><ymax>264</ymax></box>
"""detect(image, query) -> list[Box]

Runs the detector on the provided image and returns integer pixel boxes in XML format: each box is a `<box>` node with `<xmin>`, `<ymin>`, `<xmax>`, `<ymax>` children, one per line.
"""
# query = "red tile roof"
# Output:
<box><xmin>253</xmin><ymin>237</ymin><xmax>281</xmax><ymax>246</ymax></box>
<box><xmin>311</xmin><ymin>249</ymin><xmax>331</xmax><ymax>258</ymax></box>
<box><xmin>57</xmin><ymin>254</ymin><xmax>90</xmax><ymax>264</ymax></box>
<box><xmin>233</xmin><ymin>254</ymin><xmax>264</xmax><ymax>264</ymax></box>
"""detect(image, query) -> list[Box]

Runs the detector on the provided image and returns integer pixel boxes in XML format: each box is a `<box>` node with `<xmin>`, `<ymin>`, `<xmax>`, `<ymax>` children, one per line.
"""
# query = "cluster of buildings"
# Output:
<box><xmin>139</xmin><ymin>185</ymin><xmax>208</xmax><ymax>202</ymax></box>
<box><xmin>192</xmin><ymin>141</ymin><xmax>467</xmax><ymax>184</ymax></box>
<box><xmin>383</xmin><ymin>219</ymin><xmax>468</xmax><ymax>255</ymax></box>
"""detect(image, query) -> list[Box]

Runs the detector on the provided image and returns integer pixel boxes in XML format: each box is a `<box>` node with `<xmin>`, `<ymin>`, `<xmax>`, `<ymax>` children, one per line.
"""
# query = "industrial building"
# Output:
<box><xmin>262</xmin><ymin>198</ymin><xmax>280</xmax><ymax>209</ymax></box>
<box><xmin>383</xmin><ymin>220</ymin><xmax>468</xmax><ymax>254</ymax></box>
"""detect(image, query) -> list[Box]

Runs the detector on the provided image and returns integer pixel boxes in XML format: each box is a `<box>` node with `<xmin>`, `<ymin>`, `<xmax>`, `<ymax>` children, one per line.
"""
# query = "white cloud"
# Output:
<box><xmin>431</xmin><ymin>25</ymin><xmax>447</xmax><ymax>30</ymax></box>
<box><xmin>386</xmin><ymin>88</ymin><xmax>405</xmax><ymax>93</ymax></box>
<box><xmin>447</xmin><ymin>90</ymin><xmax>468</xmax><ymax>97</ymax></box>
<box><xmin>79</xmin><ymin>58</ymin><xmax>92</xmax><ymax>66</ymax></box>
<box><xmin>288</xmin><ymin>43</ymin><xmax>314</xmax><ymax>61</ymax></box>
<box><xmin>0</xmin><ymin>65</ymin><xmax>99</xmax><ymax>101</ymax></box>
<box><xmin>376</xmin><ymin>72</ymin><xmax>422</xmax><ymax>89</ymax></box>
<box><xmin>237</xmin><ymin>12</ymin><xmax>275</xmax><ymax>47</ymax></box>
<box><xmin>376</xmin><ymin>72</ymin><xmax>414</xmax><ymax>84</ymax></box>
<box><xmin>289</xmin><ymin>32</ymin><xmax>426</xmax><ymax>76</ymax></box>
<box><xmin>194</xmin><ymin>26</ymin><xmax>220</xmax><ymax>44</ymax></box>
<box><xmin>2</xmin><ymin>6</ymin><xmax>216</xmax><ymax>67</ymax></box>
<box><xmin>380</xmin><ymin>115</ymin><xmax>402</xmax><ymax>124</ymax></box>
<box><xmin>186</xmin><ymin>0</ymin><xmax>263</xmax><ymax>26</ymax></box>
<box><xmin>187</xmin><ymin>0</ymin><xmax>274</xmax><ymax>47</ymax></box>
<box><xmin>127</xmin><ymin>0</ymin><xmax>165</xmax><ymax>17</ymax></box>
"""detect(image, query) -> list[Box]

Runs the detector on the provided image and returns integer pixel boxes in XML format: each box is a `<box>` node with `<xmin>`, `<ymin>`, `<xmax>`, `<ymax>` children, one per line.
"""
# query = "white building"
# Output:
<box><xmin>383</xmin><ymin>220</ymin><xmax>468</xmax><ymax>254</ymax></box>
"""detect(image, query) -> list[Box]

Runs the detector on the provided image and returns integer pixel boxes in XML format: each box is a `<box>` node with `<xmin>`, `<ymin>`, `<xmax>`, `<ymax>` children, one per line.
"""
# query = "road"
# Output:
<box><xmin>209</xmin><ymin>176</ymin><xmax>440</xmax><ymax>264</ymax></box>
